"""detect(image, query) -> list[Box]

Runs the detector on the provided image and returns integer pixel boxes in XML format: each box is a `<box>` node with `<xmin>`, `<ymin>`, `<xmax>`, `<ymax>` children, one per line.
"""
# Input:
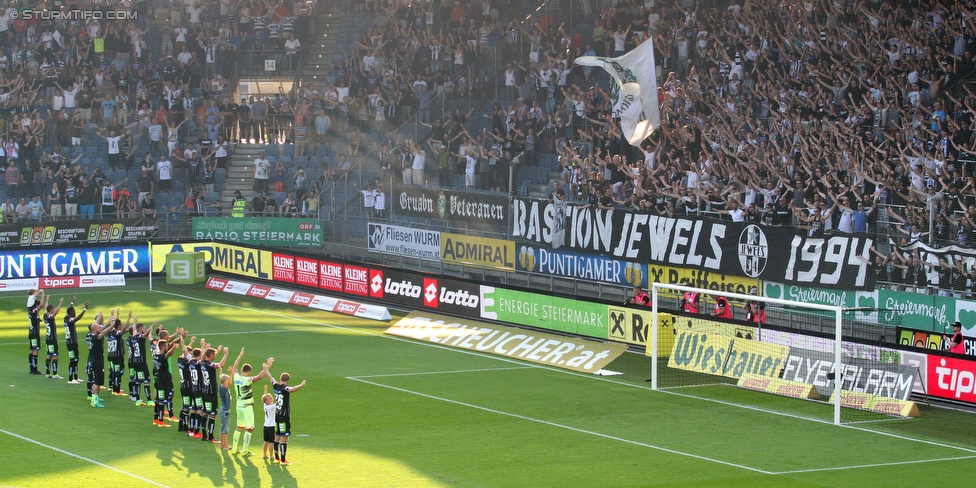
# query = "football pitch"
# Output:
<box><xmin>2</xmin><ymin>279</ymin><xmax>976</xmax><ymax>487</ymax></box>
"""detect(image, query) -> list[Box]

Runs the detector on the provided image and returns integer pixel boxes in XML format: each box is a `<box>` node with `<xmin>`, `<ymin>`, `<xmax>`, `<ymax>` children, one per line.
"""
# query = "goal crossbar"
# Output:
<box><xmin>650</xmin><ymin>282</ymin><xmax>846</xmax><ymax>425</ymax></box>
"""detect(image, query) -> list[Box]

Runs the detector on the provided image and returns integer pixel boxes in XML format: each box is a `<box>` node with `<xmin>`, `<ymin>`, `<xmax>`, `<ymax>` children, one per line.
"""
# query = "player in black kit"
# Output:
<box><xmin>188</xmin><ymin>346</ymin><xmax>205</xmax><ymax>438</ymax></box>
<box><xmin>200</xmin><ymin>346</ymin><xmax>229</xmax><ymax>443</ymax></box>
<box><xmin>43</xmin><ymin>295</ymin><xmax>64</xmax><ymax>379</ymax></box>
<box><xmin>86</xmin><ymin>310</ymin><xmax>118</xmax><ymax>408</ymax></box>
<box><xmin>63</xmin><ymin>297</ymin><xmax>90</xmax><ymax>384</ymax></box>
<box><xmin>152</xmin><ymin>326</ymin><xmax>186</xmax><ymax>428</ymax></box>
<box><xmin>27</xmin><ymin>289</ymin><xmax>44</xmax><ymax>374</ymax></box>
<box><xmin>176</xmin><ymin>337</ymin><xmax>198</xmax><ymax>433</ymax></box>
<box><xmin>106</xmin><ymin>311</ymin><xmax>134</xmax><ymax>397</ymax></box>
<box><xmin>128</xmin><ymin>318</ymin><xmax>155</xmax><ymax>406</ymax></box>
<box><xmin>268</xmin><ymin>369</ymin><xmax>307</xmax><ymax>465</ymax></box>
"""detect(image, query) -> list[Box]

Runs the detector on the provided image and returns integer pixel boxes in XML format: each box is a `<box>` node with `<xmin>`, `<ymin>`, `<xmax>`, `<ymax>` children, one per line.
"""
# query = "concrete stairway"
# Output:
<box><xmin>218</xmin><ymin>144</ymin><xmax>269</xmax><ymax>208</ymax></box>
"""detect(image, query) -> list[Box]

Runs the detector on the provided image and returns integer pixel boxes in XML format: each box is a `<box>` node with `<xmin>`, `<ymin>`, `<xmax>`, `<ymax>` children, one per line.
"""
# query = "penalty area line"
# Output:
<box><xmin>0</xmin><ymin>428</ymin><xmax>170</xmax><ymax>488</ymax></box>
<box><xmin>347</xmin><ymin>377</ymin><xmax>776</xmax><ymax>475</ymax></box>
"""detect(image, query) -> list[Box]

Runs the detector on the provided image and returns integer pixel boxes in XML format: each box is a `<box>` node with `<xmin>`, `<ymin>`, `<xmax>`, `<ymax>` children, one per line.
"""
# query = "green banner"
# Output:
<box><xmin>192</xmin><ymin>218</ymin><xmax>323</xmax><ymax>247</ymax></box>
<box><xmin>877</xmin><ymin>290</ymin><xmax>949</xmax><ymax>330</ymax></box>
<box><xmin>763</xmin><ymin>282</ymin><xmax>879</xmax><ymax>323</ymax></box>
<box><xmin>479</xmin><ymin>286</ymin><xmax>609</xmax><ymax>339</ymax></box>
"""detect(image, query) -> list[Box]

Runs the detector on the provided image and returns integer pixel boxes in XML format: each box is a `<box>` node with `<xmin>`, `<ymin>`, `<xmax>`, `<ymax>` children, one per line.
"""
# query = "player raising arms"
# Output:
<box><xmin>63</xmin><ymin>297</ymin><xmax>90</xmax><ymax>384</ymax></box>
<box><xmin>86</xmin><ymin>310</ymin><xmax>118</xmax><ymax>408</ymax></box>
<box><xmin>267</xmin><ymin>367</ymin><xmax>307</xmax><ymax>465</ymax></box>
<box><xmin>153</xmin><ymin>326</ymin><xmax>186</xmax><ymax>427</ymax></box>
<box><xmin>229</xmin><ymin>348</ymin><xmax>273</xmax><ymax>456</ymax></box>
<box><xmin>176</xmin><ymin>336</ymin><xmax>198</xmax><ymax>433</ymax></box>
<box><xmin>106</xmin><ymin>310</ymin><xmax>134</xmax><ymax>396</ymax></box>
<box><xmin>43</xmin><ymin>295</ymin><xmax>64</xmax><ymax>379</ymax></box>
<box><xmin>27</xmin><ymin>289</ymin><xmax>44</xmax><ymax>375</ymax></box>
<box><xmin>200</xmin><ymin>345</ymin><xmax>230</xmax><ymax>443</ymax></box>
<box><xmin>155</xmin><ymin>327</ymin><xmax>183</xmax><ymax>423</ymax></box>
<box><xmin>188</xmin><ymin>345</ymin><xmax>207</xmax><ymax>438</ymax></box>
<box><xmin>128</xmin><ymin>318</ymin><xmax>155</xmax><ymax>406</ymax></box>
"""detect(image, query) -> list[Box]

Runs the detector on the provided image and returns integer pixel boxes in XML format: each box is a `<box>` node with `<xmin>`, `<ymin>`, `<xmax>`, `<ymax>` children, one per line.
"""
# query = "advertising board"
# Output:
<box><xmin>367</xmin><ymin>223</ymin><xmax>441</xmax><ymax>260</ymax></box>
<box><xmin>0</xmin><ymin>219</ymin><xmax>157</xmax><ymax>247</ymax></box>
<box><xmin>385</xmin><ymin>312</ymin><xmax>627</xmax><ymax>373</ymax></box>
<box><xmin>0</xmin><ymin>245</ymin><xmax>150</xmax><ymax>279</ymax></box>
<box><xmin>192</xmin><ymin>217</ymin><xmax>323</xmax><ymax>246</ymax></box>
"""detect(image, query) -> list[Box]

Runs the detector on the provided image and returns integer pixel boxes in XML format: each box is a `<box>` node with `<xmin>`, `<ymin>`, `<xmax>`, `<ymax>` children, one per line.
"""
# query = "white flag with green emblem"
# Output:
<box><xmin>574</xmin><ymin>38</ymin><xmax>661</xmax><ymax>145</ymax></box>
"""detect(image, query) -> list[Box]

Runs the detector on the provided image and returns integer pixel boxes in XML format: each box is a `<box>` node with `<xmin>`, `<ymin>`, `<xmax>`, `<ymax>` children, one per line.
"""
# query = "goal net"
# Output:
<box><xmin>649</xmin><ymin>283</ymin><xmax>919</xmax><ymax>425</ymax></box>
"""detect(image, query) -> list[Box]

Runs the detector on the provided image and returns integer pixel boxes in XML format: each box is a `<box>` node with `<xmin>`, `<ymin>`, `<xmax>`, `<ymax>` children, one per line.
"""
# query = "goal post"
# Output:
<box><xmin>651</xmin><ymin>282</ymin><xmax>845</xmax><ymax>425</ymax></box>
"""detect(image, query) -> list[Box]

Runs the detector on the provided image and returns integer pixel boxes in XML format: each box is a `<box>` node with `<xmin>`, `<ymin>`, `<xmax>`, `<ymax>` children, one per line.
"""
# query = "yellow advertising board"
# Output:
<box><xmin>441</xmin><ymin>233</ymin><xmax>516</xmax><ymax>270</ymax></box>
<box><xmin>738</xmin><ymin>373</ymin><xmax>819</xmax><ymax>399</ymax></box>
<box><xmin>668</xmin><ymin>330</ymin><xmax>788</xmax><ymax>380</ymax></box>
<box><xmin>150</xmin><ymin>242</ymin><xmax>272</xmax><ymax>280</ymax></box>
<box><xmin>385</xmin><ymin>312</ymin><xmax>628</xmax><ymax>373</ymax></box>
<box><xmin>606</xmin><ymin>307</ymin><xmax>675</xmax><ymax>356</ymax></box>
<box><xmin>672</xmin><ymin>316</ymin><xmax>758</xmax><ymax>340</ymax></box>
<box><xmin>647</xmin><ymin>265</ymin><xmax>760</xmax><ymax>296</ymax></box>
<box><xmin>828</xmin><ymin>391</ymin><xmax>920</xmax><ymax>418</ymax></box>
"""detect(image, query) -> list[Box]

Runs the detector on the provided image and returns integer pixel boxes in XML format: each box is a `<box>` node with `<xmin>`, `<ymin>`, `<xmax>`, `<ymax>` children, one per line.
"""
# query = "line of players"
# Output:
<box><xmin>26</xmin><ymin>289</ymin><xmax>307</xmax><ymax>465</ymax></box>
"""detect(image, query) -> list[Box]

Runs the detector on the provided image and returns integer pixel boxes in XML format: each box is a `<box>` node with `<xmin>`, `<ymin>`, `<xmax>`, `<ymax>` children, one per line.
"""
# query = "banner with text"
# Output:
<box><xmin>385</xmin><ymin>312</ymin><xmax>627</xmax><ymax>373</ymax></box>
<box><xmin>204</xmin><ymin>276</ymin><xmax>391</xmax><ymax>321</ymax></box>
<box><xmin>367</xmin><ymin>223</ymin><xmax>441</xmax><ymax>260</ymax></box>
<box><xmin>192</xmin><ymin>217</ymin><xmax>323</xmax><ymax>247</ymax></box>
<box><xmin>150</xmin><ymin>242</ymin><xmax>273</xmax><ymax>279</ymax></box>
<box><xmin>395</xmin><ymin>187</ymin><xmax>508</xmax><ymax>224</ymax></box>
<box><xmin>897</xmin><ymin>326</ymin><xmax>976</xmax><ymax>356</ymax></box>
<box><xmin>516</xmin><ymin>244</ymin><xmax>647</xmax><ymax>287</ymax></box>
<box><xmin>0</xmin><ymin>245</ymin><xmax>150</xmax><ymax>279</ymax></box>
<box><xmin>479</xmin><ymin>285</ymin><xmax>609</xmax><ymax>339</ymax></box>
<box><xmin>0</xmin><ymin>219</ymin><xmax>157</xmax><ymax>247</ymax></box>
<box><xmin>763</xmin><ymin>280</ymin><xmax>976</xmax><ymax>339</ymax></box>
<box><xmin>441</xmin><ymin>233</ymin><xmax>516</xmax><ymax>270</ymax></box>
<box><xmin>780</xmin><ymin>347</ymin><xmax>916</xmax><ymax>400</ymax></box>
<box><xmin>928</xmin><ymin>354</ymin><xmax>976</xmax><ymax>403</ymax></box>
<box><xmin>512</xmin><ymin>198</ymin><xmax>875</xmax><ymax>290</ymax></box>
<box><xmin>668</xmin><ymin>330</ymin><xmax>789</xmax><ymax>380</ymax></box>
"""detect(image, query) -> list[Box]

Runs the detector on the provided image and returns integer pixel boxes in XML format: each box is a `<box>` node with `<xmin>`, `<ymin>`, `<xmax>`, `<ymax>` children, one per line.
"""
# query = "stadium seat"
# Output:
<box><xmin>71</xmin><ymin>146</ymin><xmax>84</xmax><ymax>159</ymax></box>
<box><xmin>282</xmin><ymin>144</ymin><xmax>295</xmax><ymax>157</ymax></box>
<box><xmin>264</xmin><ymin>145</ymin><xmax>278</xmax><ymax>157</ymax></box>
<box><xmin>84</xmin><ymin>146</ymin><xmax>99</xmax><ymax>158</ymax></box>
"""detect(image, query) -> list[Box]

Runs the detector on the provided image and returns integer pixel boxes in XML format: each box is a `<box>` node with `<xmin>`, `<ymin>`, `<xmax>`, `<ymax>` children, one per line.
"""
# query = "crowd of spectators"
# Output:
<box><xmin>312</xmin><ymin>0</ymin><xmax>976</xmax><ymax>294</ymax></box>
<box><xmin>0</xmin><ymin>0</ymin><xmax>313</xmax><ymax>222</ymax></box>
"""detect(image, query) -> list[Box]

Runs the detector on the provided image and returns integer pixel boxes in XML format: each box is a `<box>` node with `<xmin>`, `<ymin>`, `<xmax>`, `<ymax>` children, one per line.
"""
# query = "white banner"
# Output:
<box><xmin>0</xmin><ymin>275</ymin><xmax>128</xmax><ymax>291</ymax></box>
<box><xmin>204</xmin><ymin>277</ymin><xmax>392</xmax><ymax>321</ymax></box>
<box><xmin>575</xmin><ymin>38</ymin><xmax>661</xmax><ymax>145</ymax></box>
<box><xmin>367</xmin><ymin>223</ymin><xmax>441</xmax><ymax>260</ymax></box>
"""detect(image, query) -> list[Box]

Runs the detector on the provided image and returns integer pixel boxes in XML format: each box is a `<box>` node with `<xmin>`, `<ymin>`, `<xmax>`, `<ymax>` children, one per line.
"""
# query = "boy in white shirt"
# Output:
<box><xmin>261</xmin><ymin>387</ymin><xmax>276</xmax><ymax>460</ymax></box>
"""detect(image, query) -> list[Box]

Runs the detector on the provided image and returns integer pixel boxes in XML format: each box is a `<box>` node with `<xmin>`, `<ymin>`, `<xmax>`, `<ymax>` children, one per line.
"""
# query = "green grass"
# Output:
<box><xmin>2</xmin><ymin>279</ymin><xmax>976</xmax><ymax>487</ymax></box>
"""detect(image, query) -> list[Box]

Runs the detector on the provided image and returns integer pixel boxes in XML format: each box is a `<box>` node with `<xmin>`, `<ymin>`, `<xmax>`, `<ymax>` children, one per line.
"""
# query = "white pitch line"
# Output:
<box><xmin>347</xmin><ymin>377</ymin><xmax>776</xmax><ymax>475</ymax></box>
<box><xmin>0</xmin><ymin>428</ymin><xmax>170</xmax><ymax>487</ymax></box>
<box><xmin>152</xmin><ymin>290</ymin><xmax>976</xmax><ymax>458</ymax></box>
<box><xmin>772</xmin><ymin>455</ymin><xmax>976</xmax><ymax>475</ymax></box>
<box><xmin>349</xmin><ymin>366</ymin><xmax>532</xmax><ymax>379</ymax></box>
